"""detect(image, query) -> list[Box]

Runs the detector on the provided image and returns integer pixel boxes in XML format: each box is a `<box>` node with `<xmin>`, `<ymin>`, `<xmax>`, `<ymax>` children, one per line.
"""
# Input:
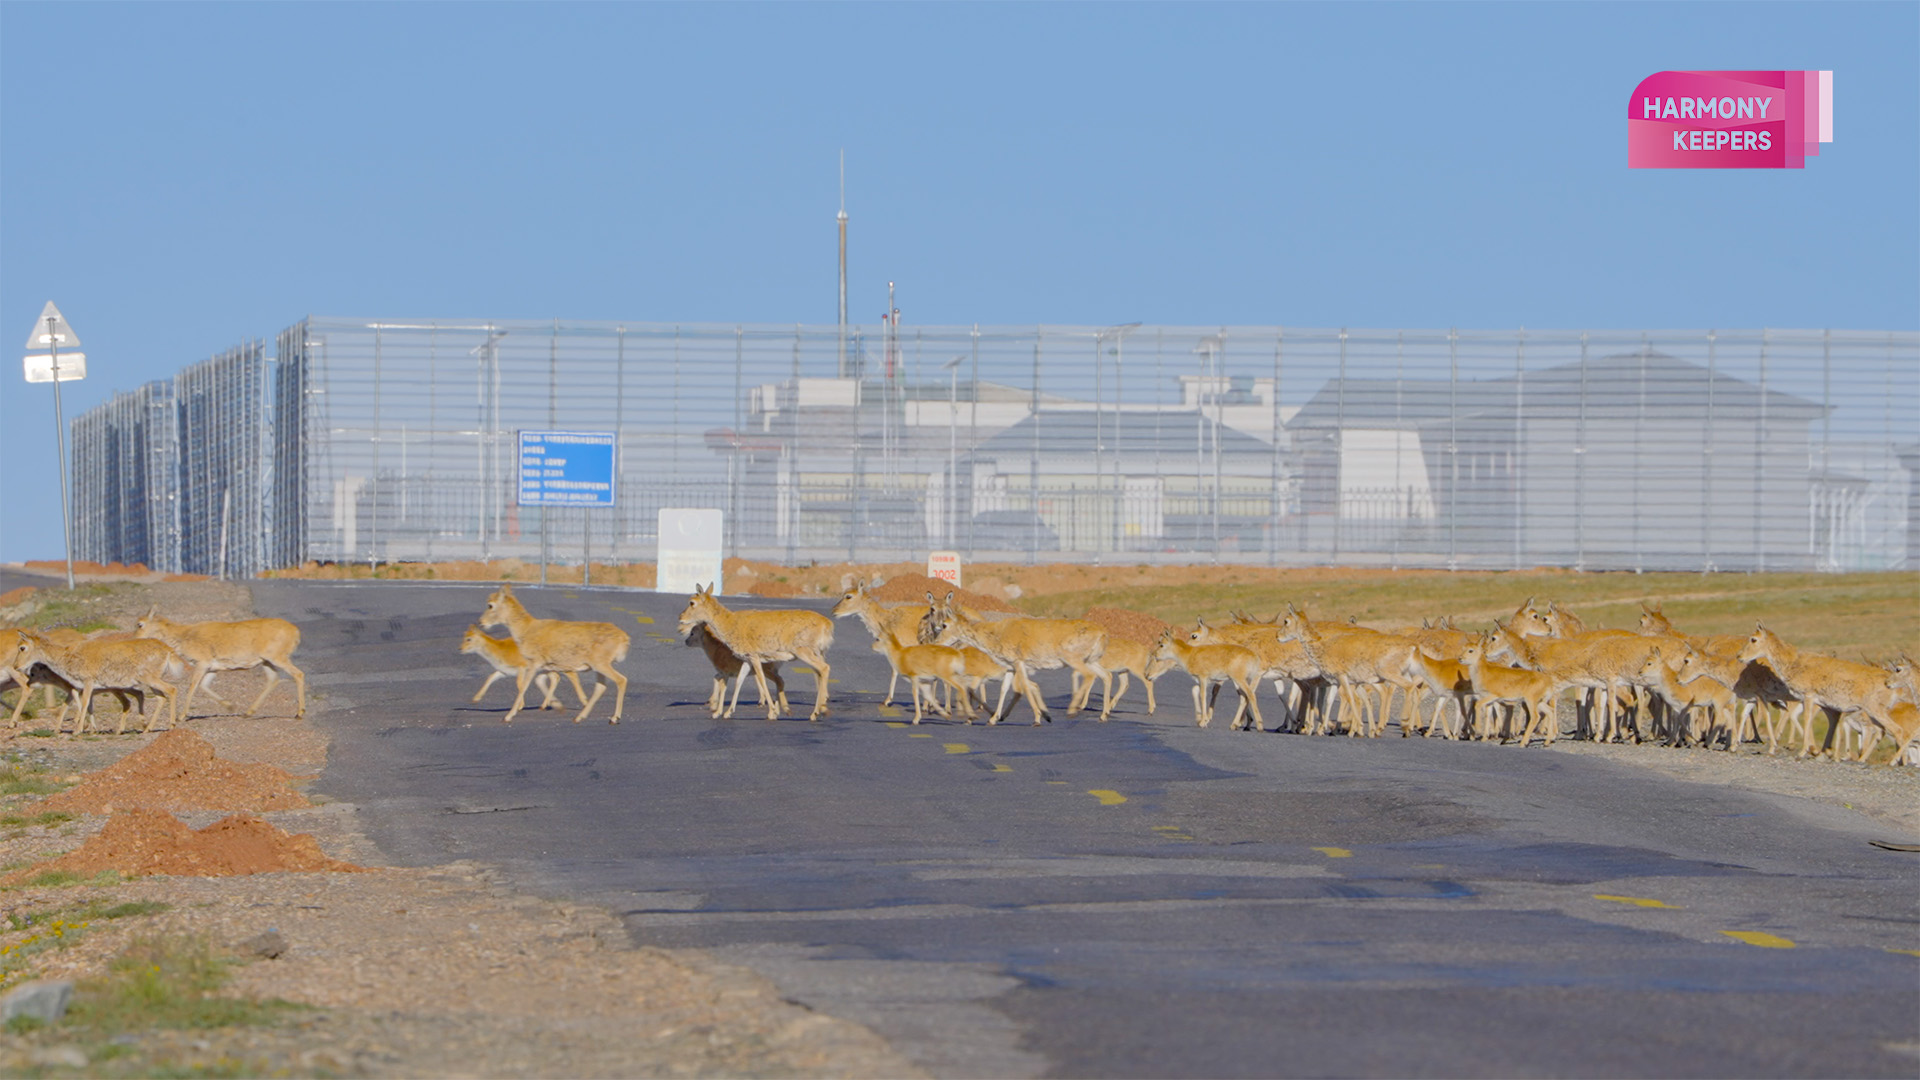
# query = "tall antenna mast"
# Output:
<box><xmin>837</xmin><ymin>150</ymin><xmax>849</xmax><ymax>377</ymax></box>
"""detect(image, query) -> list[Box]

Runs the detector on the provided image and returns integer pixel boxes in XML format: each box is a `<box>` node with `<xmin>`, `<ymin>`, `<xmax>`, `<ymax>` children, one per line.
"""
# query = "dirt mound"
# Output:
<box><xmin>869</xmin><ymin>573</ymin><xmax>1017</xmax><ymax>614</ymax></box>
<box><xmin>14</xmin><ymin>809</ymin><xmax>360</xmax><ymax>880</ymax></box>
<box><xmin>745</xmin><ymin>580</ymin><xmax>802</xmax><ymax>598</ymax></box>
<box><xmin>0</xmin><ymin>586</ymin><xmax>36</xmax><ymax>609</ymax></box>
<box><xmin>1083</xmin><ymin>606</ymin><xmax>1176</xmax><ymax>645</ymax></box>
<box><xmin>31</xmin><ymin>729</ymin><xmax>311</xmax><ymax>816</ymax></box>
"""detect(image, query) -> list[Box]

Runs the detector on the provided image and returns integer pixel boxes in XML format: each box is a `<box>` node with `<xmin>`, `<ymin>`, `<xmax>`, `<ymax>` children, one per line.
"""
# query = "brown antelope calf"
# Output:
<box><xmin>11</xmin><ymin>632</ymin><xmax>185</xmax><ymax>735</ymax></box>
<box><xmin>479</xmin><ymin>585</ymin><xmax>631</xmax><ymax>724</ymax></box>
<box><xmin>676</xmin><ymin>584</ymin><xmax>832</xmax><ymax>721</ymax></box>
<box><xmin>1737</xmin><ymin>624</ymin><xmax>1895</xmax><ymax>760</ymax></box>
<box><xmin>1636</xmin><ymin>649</ymin><xmax>1738</xmax><ymax>748</ymax></box>
<box><xmin>1458</xmin><ymin>637</ymin><xmax>1560</xmax><ymax>747</ymax></box>
<box><xmin>1484</xmin><ymin>622</ymin><xmax>1653</xmax><ymax>744</ymax></box>
<box><xmin>459</xmin><ymin>625</ymin><xmax>569</xmax><ymax>709</ymax></box>
<box><xmin>868</xmin><ymin>631</ymin><xmax>976</xmax><ymax>725</ymax></box>
<box><xmin>1403</xmin><ymin>646</ymin><xmax>1476</xmax><ymax>740</ymax></box>
<box><xmin>926</xmin><ymin>593</ymin><xmax>1111</xmax><ymax>725</ymax></box>
<box><xmin>2</xmin><ymin>627</ymin><xmax>75</xmax><ymax>727</ymax></box>
<box><xmin>134</xmin><ymin>608</ymin><xmax>306</xmax><ymax>719</ymax></box>
<box><xmin>685</xmin><ymin>623</ymin><xmax>786</xmax><ymax>720</ymax></box>
<box><xmin>1880</xmin><ymin>660</ymin><xmax>1920</xmax><ymax>765</ymax></box>
<box><xmin>1151</xmin><ymin>631</ymin><xmax>1265</xmax><ymax>731</ymax></box>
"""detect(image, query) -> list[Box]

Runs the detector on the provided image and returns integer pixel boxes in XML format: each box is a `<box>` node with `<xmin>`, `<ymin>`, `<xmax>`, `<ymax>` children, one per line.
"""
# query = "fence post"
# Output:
<box><xmin>1575</xmin><ymin>331</ymin><xmax>1587</xmax><ymax>571</ymax></box>
<box><xmin>1703</xmin><ymin>329</ymin><xmax>1715</xmax><ymax>571</ymax></box>
<box><xmin>1030</xmin><ymin>332</ymin><xmax>1042</xmax><ymax>564</ymax></box>
<box><xmin>1447</xmin><ymin>327</ymin><xmax>1458</xmax><ymax>571</ymax></box>
<box><xmin>1513</xmin><ymin>328</ymin><xmax>1525</xmax><ymax>571</ymax></box>
<box><xmin>1269</xmin><ymin>328</ymin><xmax>1284</xmax><ymax>566</ymax></box>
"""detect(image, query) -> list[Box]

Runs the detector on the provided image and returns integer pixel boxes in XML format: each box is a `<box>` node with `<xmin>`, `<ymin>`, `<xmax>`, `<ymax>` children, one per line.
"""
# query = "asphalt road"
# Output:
<box><xmin>172</xmin><ymin>579</ymin><xmax>1920</xmax><ymax>1076</ymax></box>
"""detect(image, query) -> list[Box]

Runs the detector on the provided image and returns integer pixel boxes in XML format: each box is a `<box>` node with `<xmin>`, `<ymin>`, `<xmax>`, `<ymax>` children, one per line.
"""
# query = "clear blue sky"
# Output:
<box><xmin>3</xmin><ymin>2</ymin><xmax>1915</xmax><ymax>562</ymax></box>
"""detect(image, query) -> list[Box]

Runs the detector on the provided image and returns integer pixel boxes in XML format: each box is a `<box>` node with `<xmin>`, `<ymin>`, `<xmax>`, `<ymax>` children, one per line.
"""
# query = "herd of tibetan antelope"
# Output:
<box><xmin>3</xmin><ymin>580</ymin><xmax>1917</xmax><ymax>766</ymax></box>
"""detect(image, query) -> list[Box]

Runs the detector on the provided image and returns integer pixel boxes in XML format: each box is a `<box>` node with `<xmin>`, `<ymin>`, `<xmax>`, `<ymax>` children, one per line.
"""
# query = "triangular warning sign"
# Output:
<box><xmin>24</xmin><ymin>301</ymin><xmax>80</xmax><ymax>350</ymax></box>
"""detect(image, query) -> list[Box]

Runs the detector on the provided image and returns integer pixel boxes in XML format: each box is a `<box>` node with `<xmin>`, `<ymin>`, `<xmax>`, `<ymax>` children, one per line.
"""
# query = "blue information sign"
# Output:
<box><xmin>517</xmin><ymin>431</ymin><xmax>616</xmax><ymax>507</ymax></box>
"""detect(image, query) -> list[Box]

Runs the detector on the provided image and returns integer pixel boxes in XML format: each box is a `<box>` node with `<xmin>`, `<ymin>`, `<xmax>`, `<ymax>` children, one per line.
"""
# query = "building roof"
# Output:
<box><xmin>1289</xmin><ymin>350</ymin><xmax>1828</xmax><ymax>430</ymax></box>
<box><xmin>967</xmin><ymin>409</ymin><xmax>1276</xmax><ymax>460</ymax></box>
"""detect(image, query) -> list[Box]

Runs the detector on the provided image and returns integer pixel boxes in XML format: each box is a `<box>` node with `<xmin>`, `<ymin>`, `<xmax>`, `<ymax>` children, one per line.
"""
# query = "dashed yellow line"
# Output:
<box><xmin>1087</xmin><ymin>789</ymin><xmax>1126</xmax><ymax>806</ymax></box>
<box><xmin>909</xmin><ymin>733</ymin><xmax>933</xmax><ymax>739</ymax></box>
<box><xmin>632</xmin><ymin>614</ymin><xmax>655</xmax><ymax>624</ymax></box>
<box><xmin>1722</xmin><ymin>931</ymin><xmax>1796</xmax><ymax>949</ymax></box>
<box><xmin>1312</xmin><ymin>847</ymin><xmax>1352</xmax><ymax>859</ymax></box>
<box><xmin>991</xmin><ymin>764</ymin><xmax>1012</xmax><ymax>773</ymax></box>
<box><xmin>1595</xmin><ymin>894</ymin><xmax>1680</xmax><ymax>909</ymax></box>
<box><xmin>878</xmin><ymin>705</ymin><xmax>902</xmax><ymax>718</ymax></box>
<box><xmin>883</xmin><ymin>721</ymin><xmax>907</xmax><ymax>729</ymax></box>
<box><xmin>1887</xmin><ymin>948</ymin><xmax>1920</xmax><ymax>958</ymax></box>
<box><xmin>944</xmin><ymin>743</ymin><xmax>970</xmax><ymax>754</ymax></box>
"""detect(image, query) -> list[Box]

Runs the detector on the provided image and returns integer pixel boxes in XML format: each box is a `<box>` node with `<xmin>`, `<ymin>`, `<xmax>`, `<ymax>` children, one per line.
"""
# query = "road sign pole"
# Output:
<box><xmin>48</xmin><ymin>318</ymin><xmax>75</xmax><ymax>590</ymax></box>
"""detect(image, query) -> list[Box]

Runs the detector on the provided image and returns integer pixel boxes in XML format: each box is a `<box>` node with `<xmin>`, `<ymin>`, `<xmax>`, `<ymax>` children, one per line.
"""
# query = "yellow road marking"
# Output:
<box><xmin>1088</xmin><ymin>790</ymin><xmax>1127</xmax><ymax>806</ymax></box>
<box><xmin>884</xmin><ymin>722</ymin><xmax>907</xmax><ymax>729</ymax></box>
<box><xmin>1046</xmin><ymin>780</ymin><xmax>1068</xmax><ymax>785</ymax></box>
<box><xmin>909</xmin><ymin>733</ymin><xmax>933</xmax><ymax>739</ymax></box>
<box><xmin>991</xmin><ymin>764</ymin><xmax>1012</xmax><ymax>772</ymax></box>
<box><xmin>1312</xmin><ymin>847</ymin><xmax>1352</xmax><ymax>859</ymax></box>
<box><xmin>944</xmin><ymin>743</ymin><xmax>970</xmax><ymax>754</ymax></box>
<box><xmin>632</xmin><ymin>614</ymin><xmax>654</xmax><ymax>624</ymax></box>
<box><xmin>1595</xmin><ymin>894</ymin><xmax>1679</xmax><ymax>909</ymax></box>
<box><xmin>1887</xmin><ymin>948</ymin><xmax>1920</xmax><ymax>958</ymax></box>
<box><xmin>1152</xmin><ymin>825</ymin><xmax>1182</xmax><ymax>831</ymax></box>
<box><xmin>878</xmin><ymin>705</ymin><xmax>902</xmax><ymax>718</ymax></box>
<box><xmin>1722</xmin><ymin>931</ymin><xmax>1796</xmax><ymax>948</ymax></box>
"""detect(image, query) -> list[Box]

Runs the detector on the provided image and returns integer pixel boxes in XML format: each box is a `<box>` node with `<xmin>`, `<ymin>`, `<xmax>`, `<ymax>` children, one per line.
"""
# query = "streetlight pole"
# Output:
<box><xmin>1096</xmin><ymin>323</ymin><xmax>1141</xmax><ymax>555</ymax></box>
<box><xmin>22</xmin><ymin>303</ymin><xmax>84</xmax><ymax>590</ymax></box>
<box><xmin>47</xmin><ymin>316</ymin><xmax>74</xmax><ymax>590</ymax></box>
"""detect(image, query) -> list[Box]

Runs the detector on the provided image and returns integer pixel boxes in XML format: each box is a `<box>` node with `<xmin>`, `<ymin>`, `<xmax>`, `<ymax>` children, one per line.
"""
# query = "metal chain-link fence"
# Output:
<box><xmin>74</xmin><ymin>319</ymin><xmax>1920</xmax><ymax>575</ymax></box>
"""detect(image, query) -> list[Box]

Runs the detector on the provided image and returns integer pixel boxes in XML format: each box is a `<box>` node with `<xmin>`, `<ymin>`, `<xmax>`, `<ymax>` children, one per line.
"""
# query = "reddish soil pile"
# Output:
<box><xmin>32</xmin><ymin>730</ymin><xmax>312</xmax><ymax>816</ymax></box>
<box><xmin>1083</xmin><ymin>606</ymin><xmax>1177</xmax><ymax>645</ymax></box>
<box><xmin>16</xmin><ymin>809</ymin><xmax>360</xmax><ymax>880</ymax></box>
<box><xmin>745</xmin><ymin>580</ymin><xmax>803</xmax><ymax>598</ymax></box>
<box><xmin>869</xmin><ymin>573</ymin><xmax>1017</xmax><ymax>614</ymax></box>
<box><xmin>0</xmin><ymin>586</ymin><xmax>36</xmax><ymax>608</ymax></box>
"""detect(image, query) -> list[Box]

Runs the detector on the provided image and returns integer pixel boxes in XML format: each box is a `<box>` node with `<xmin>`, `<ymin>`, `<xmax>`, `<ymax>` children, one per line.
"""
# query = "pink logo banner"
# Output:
<box><xmin>1628</xmin><ymin>70</ymin><xmax>1831</xmax><ymax>168</ymax></box>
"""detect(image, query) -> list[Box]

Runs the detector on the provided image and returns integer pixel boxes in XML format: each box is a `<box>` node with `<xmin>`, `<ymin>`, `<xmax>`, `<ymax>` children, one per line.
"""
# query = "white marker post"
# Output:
<box><xmin>21</xmin><ymin>302</ymin><xmax>86</xmax><ymax>590</ymax></box>
<box><xmin>927</xmin><ymin>550</ymin><xmax>963</xmax><ymax>590</ymax></box>
<box><xmin>658</xmin><ymin>508</ymin><xmax>724</xmax><ymax>595</ymax></box>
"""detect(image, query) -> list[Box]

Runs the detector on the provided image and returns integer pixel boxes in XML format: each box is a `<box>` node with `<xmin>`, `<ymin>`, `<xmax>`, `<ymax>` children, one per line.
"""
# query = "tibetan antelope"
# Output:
<box><xmin>1674</xmin><ymin>647</ymin><xmax>1801</xmax><ymax>754</ymax></box>
<box><xmin>479</xmin><ymin>584</ymin><xmax>630</xmax><ymax>724</ymax></box>
<box><xmin>1151</xmin><ymin>630</ymin><xmax>1264</xmax><ymax>730</ymax></box>
<box><xmin>832</xmin><ymin>582</ymin><xmax>935</xmax><ymax>706</ymax></box>
<box><xmin>685</xmin><ymin>623</ymin><xmax>786</xmax><ymax>720</ymax></box>
<box><xmin>925</xmin><ymin>592</ymin><xmax>1111</xmax><ymax>725</ymax></box>
<box><xmin>1097</xmin><ymin>636</ymin><xmax>1175</xmax><ymax>717</ymax></box>
<box><xmin>1190</xmin><ymin>618</ymin><xmax>1324</xmax><ymax>732</ymax></box>
<box><xmin>133</xmin><ymin>608</ymin><xmax>306</xmax><ymax>719</ymax></box>
<box><xmin>1737</xmin><ymin>624</ymin><xmax>1896</xmax><ymax>760</ymax></box>
<box><xmin>10</xmin><ymin>632</ymin><xmax>185</xmax><ymax>735</ymax></box>
<box><xmin>676</xmin><ymin>584</ymin><xmax>832</xmax><ymax>721</ymax></box>
<box><xmin>1274</xmin><ymin>607</ymin><xmax>1421</xmax><ymax>737</ymax></box>
<box><xmin>1636</xmin><ymin>649</ymin><xmax>1738</xmax><ymax>748</ymax></box>
<box><xmin>1403</xmin><ymin>646</ymin><xmax>1476</xmax><ymax>739</ymax></box>
<box><xmin>867</xmin><ymin>630</ymin><xmax>976</xmax><ymax>725</ymax></box>
<box><xmin>1638</xmin><ymin>603</ymin><xmax>1744</xmax><ymax>658</ymax></box>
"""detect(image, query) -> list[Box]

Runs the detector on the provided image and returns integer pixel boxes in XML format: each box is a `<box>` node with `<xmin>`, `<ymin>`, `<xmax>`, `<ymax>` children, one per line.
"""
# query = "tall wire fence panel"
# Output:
<box><xmin>71</xmin><ymin>319</ymin><xmax>1920</xmax><ymax>577</ymax></box>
